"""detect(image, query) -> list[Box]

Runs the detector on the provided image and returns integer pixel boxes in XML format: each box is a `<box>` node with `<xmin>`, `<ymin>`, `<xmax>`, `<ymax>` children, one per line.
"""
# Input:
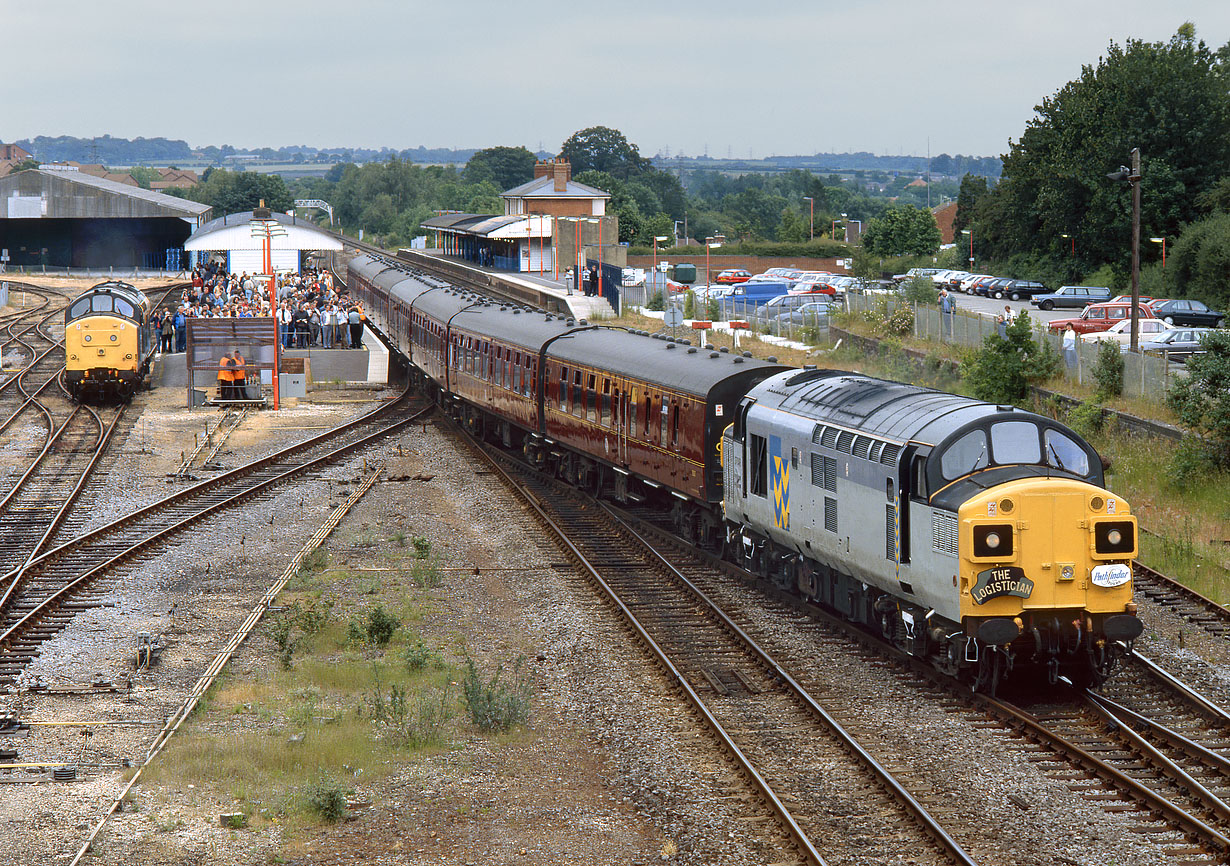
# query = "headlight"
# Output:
<box><xmin>973</xmin><ymin>524</ymin><xmax>1014</xmax><ymax>558</ymax></box>
<box><xmin>1095</xmin><ymin>520</ymin><xmax>1135</xmax><ymax>555</ymax></box>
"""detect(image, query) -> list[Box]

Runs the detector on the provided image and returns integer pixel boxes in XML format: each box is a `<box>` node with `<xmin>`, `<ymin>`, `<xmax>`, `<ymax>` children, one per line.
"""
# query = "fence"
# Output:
<box><xmin>845</xmin><ymin>292</ymin><xmax>1184</xmax><ymax>400</ymax></box>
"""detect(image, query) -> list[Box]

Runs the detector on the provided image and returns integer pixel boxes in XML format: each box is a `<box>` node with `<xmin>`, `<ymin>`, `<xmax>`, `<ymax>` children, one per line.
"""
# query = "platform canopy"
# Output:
<box><xmin>185</xmin><ymin>210</ymin><xmax>343</xmax><ymax>273</ymax></box>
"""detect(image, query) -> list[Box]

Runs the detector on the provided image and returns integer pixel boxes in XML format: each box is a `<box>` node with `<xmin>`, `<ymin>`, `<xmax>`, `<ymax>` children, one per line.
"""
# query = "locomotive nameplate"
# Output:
<box><xmin>971</xmin><ymin>566</ymin><xmax>1034</xmax><ymax>604</ymax></box>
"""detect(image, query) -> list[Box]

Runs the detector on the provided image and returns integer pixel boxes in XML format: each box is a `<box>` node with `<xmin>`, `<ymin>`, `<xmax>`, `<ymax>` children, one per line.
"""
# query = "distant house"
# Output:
<box><xmin>932</xmin><ymin>202</ymin><xmax>958</xmax><ymax>245</ymax></box>
<box><xmin>0</xmin><ymin>142</ymin><xmax>33</xmax><ymax>176</ymax></box>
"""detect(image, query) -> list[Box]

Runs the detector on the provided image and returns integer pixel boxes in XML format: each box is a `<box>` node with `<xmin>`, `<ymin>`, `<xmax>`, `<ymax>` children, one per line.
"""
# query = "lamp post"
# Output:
<box><xmin>962</xmin><ymin>229</ymin><xmax>973</xmax><ymax>270</ymax></box>
<box><xmin>705</xmin><ymin>239</ymin><xmax>720</xmax><ymax>289</ymax></box>
<box><xmin>250</xmin><ymin>206</ymin><xmax>287</xmax><ymax>410</ymax></box>
<box><xmin>1107</xmin><ymin>148</ymin><xmax>1143</xmax><ymax>351</ymax></box>
<box><xmin>830</xmin><ymin>218</ymin><xmax>839</xmax><ymax>240</ymax></box>
<box><xmin>1151</xmin><ymin>236</ymin><xmax>1166</xmax><ymax>291</ymax></box>
<box><xmin>653</xmin><ymin>234</ymin><xmax>669</xmax><ymax>296</ymax></box>
<box><xmin>803</xmin><ymin>197</ymin><xmax>814</xmax><ymax>240</ymax></box>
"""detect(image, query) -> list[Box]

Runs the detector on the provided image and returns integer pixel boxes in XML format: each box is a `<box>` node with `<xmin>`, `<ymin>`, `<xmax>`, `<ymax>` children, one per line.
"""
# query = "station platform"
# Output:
<box><xmin>153</xmin><ymin>324</ymin><xmax>388</xmax><ymax>398</ymax></box>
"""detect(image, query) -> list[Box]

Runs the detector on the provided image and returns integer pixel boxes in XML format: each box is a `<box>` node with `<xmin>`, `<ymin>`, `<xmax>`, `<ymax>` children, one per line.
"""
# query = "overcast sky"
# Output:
<box><xmin>5</xmin><ymin>1</ymin><xmax>1230</xmax><ymax>161</ymax></box>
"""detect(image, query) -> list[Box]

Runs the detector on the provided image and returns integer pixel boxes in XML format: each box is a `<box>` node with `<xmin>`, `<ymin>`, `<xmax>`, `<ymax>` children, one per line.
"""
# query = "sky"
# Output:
<box><xmin>5</xmin><ymin>1</ymin><xmax>1230</xmax><ymax>162</ymax></box>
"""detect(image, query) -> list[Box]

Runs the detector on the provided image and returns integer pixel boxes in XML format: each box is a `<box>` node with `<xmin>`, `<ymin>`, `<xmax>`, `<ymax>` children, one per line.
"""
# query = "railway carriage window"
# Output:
<box><xmin>629</xmin><ymin>387</ymin><xmax>638</xmax><ymax>435</ymax></box>
<box><xmin>644</xmin><ymin>393</ymin><xmax>653</xmax><ymax>438</ymax></box>
<box><xmin>585</xmin><ymin>374</ymin><xmax>596</xmax><ymax>422</ymax></box>
<box><xmin>526</xmin><ymin>358</ymin><xmax>535</xmax><ymax>397</ymax></box>
<box><xmin>991</xmin><ymin>421</ymin><xmax>1041</xmax><ymax>465</ymax></box>
<box><xmin>91</xmin><ymin>295</ymin><xmax>113</xmax><ymax>312</ymax></box>
<box><xmin>559</xmin><ymin>367</ymin><xmax>568</xmax><ymax>410</ymax></box>
<box><xmin>612</xmin><ymin>388</ymin><xmax>621</xmax><ymax>429</ymax></box>
<box><xmin>911</xmin><ymin>456</ymin><xmax>928</xmax><ymax>502</ymax></box>
<box><xmin>660</xmin><ymin>399</ymin><xmax>670</xmax><ymax>447</ymax></box>
<box><xmin>1044</xmin><ymin>429</ymin><xmax>1090</xmax><ymax>476</ymax></box>
<box><xmin>749</xmin><ymin>434</ymin><xmax>768</xmax><ymax>498</ymax></box>
<box><xmin>670</xmin><ymin>401</ymin><xmax>680</xmax><ymax>448</ymax></box>
<box><xmin>601</xmin><ymin>379</ymin><xmax>612</xmax><ymax>427</ymax></box>
<box><xmin>792</xmin><ymin>447</ymin><xmax>799</xmax><ymax>470</ymax></box>
<box><xmin>886</xmin><ymin>478</ymin><xmax>895</xmax><ymax>501</ymax></box>
<box><xmin>573</xmin><ymin>370</ymin><xmax>584</xmax><ymax>417</ymax></box>
<box><xmin>940</xmin><ymin>429</ymin><xmax>989</xmax><ymax>480</ymax></box>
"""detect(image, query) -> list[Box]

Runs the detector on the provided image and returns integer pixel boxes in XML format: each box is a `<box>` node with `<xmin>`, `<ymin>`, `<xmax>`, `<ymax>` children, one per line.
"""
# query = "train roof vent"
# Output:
<box><xmin>513</xmin><ymin>309</ymin><xmax>521</xmax><ymax>314</ymax></box>
<box><xmin>705</xmin><ymin>343</ymin><xmax>715</xmax><ymax>350</ymax></box>
<box><xmin>853</xmin><ymin>436</ymin><xmax>871</xmax><ymax>459</ymax></box>
<box><xmin>742</xmin><ymin>352</ymin><xmax>752</xmax><ymax>358</ymax></box>
<box><xmin>869</xmin><ymin>441</ymin><xmax>883</xmax><ymax>462</ymax></box>
<box><xmin>666</xmin><ymin>343</ymin><xmax>676</xmax><ymax>350</ymax></box>
<box><xmin>579</xmin><ymin>319</ymin><xmax>588</xmax><ymax>326</ymax></box>
<box><xmin>787</xmin><ymin>369</ymin><xmax>829</xmax><ymax>388</ymax></box>
<box><xmin>733</xmin><ymin>357</ymin><xmax>744</xmax><ymax>363</ymax></box>
<box><xmin>880</xmin><ymin>444</ymin><xmax>901</xmax><ymax>465</ymax></box>
<box><xmin>812</xmin><ymin>424</ymin><xmax>826</xmax><ymax>444</ymax></box>
<box><xmin>720</xmin><ymin>347</ymin><xmax>729</xmax><ymax>353</ymax></box>
<box><xmin>767</xmin><ymin>356</ymin><xmax>778</xmax><ymax>362</ymax></box>
<box><xmin>710</xmin><ymin>352</ymin><xmax>720</xmax><ymax>358</ymax></box>
<box><xmin>836</xmin><ymin>430</ymin><xmax>855</xmax><ymax>453</ymax></box>
<box><xmin>687</xmin><ymin>347</ymin><xmax>697</xmax><ymax>354</ymax></box>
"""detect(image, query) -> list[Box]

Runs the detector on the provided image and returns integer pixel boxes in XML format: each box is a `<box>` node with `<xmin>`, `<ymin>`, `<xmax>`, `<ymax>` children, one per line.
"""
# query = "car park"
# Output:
<box><xmin>892</xmin><ymin>267</ymin><xmax>943</xmax><ymax>282</ymax></box>
<box><xmin>1138</xmin><ymin>327</ymin><xmax>1214</xmax><ymax>362</ymax></box>
<box><xmin>789</xmin><ymin>279</ymin><xmax>837</xmax><ymax>297</ymax></box>
<box><xmin>1047</xmin><ymin>302</ymin><xmax>1158</xmax><ymax>335</ymax></box>
<box><xmin>1110</xmin><ymin>295</ymin><xmax>1154</xmax><ymax>305</ymax></box>
<box><xmin>1085</xmin><ymin>317</ymin><xmax>1174</xmax><ymax>346</ymax></box>
<box><xmin>1150</xmin><ymin>298</ymin><xmax>1225</xmax><ymax>327</ymax></box>
<box><xmin>715</xmin><ymin>268</ymin><xmax>752</xmax><ymax>284</ymax></box>
<box><xmin>958</xmin><ymin>274</ymin><xmax>995</xmax><ymax>293</ymax></box>
<box><xmin>779</xmin><ymin>301</ymin><xmax>833</xmax><ymax>325</ymax></box>
<box><xmin>1030</xmin><ymin>286</ymin><xmax>1112</xmax><ymax>310</ymax></box>
<box><xmin>975</xmin><ymin>277</ymin><xmax>1013</xmax><ymax>298</ymax></box>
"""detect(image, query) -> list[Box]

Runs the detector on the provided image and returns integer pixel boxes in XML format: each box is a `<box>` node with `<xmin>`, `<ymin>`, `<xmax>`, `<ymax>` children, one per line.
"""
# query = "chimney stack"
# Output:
<box><xmin>553</xmin><ymin>159</ymin><xmax>570</xmax><ymax>193</ymax></box>
<box><xmin>533</xmin><ymin>159</ymin><xmax>552</xmax><ymax>180</ymax></box>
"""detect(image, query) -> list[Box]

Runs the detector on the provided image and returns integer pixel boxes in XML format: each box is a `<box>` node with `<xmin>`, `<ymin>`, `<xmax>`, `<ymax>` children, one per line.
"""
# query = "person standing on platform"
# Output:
<box><xmin>217</xmin><ymin>351</ymin><xmax>235</xmax><ymax>401</ymax></box>
<box><xmin>588</xmin><ymin>263</ymin><xmax>599</xmax><ymax>298</ymax></box>
<box><xmin>174</xmin><ymin>306</ymin><xmax>187</xmax><ymax>353</ymax></box>
<box><xmin>231</xmin><ymin>348</ymin><xmax>247</xmax><ymax>399</ymax></box>
<box><xmin>348</xmin><ymin>305</ymin><xmax>363</xmax><ymax>349</ymax></box>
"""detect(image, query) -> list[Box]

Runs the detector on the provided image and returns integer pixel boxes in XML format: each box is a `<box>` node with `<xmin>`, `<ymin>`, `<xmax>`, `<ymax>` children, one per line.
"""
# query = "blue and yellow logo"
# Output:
<box><xmin>770</xmin><ymin>435</ymin><xmax>790</xmax><ymax>529</ymax></box>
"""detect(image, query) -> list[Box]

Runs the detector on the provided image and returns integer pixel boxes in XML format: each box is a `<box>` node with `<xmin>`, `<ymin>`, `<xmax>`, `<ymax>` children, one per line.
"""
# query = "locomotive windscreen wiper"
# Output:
<box><xmin>1048</xmin><ymin>441</ymin><xmax>1066</xmax><ymax>471</ymax></box>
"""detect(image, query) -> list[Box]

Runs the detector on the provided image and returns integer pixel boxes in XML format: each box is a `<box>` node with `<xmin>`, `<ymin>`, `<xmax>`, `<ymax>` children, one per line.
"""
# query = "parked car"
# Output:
<box><xmin>1030</xmin><ymin>286</ymin><xmax>1112</xmax><ymax>311</ymax></box>
<box><xmin>754</xmin><ymin>294</ymin><xmax>830</xmax><ymax>318</ymax></box>
<box><xmin>1085</xmin><ymin>317</ymin><xmax>1175</xmax><ymax>345</ymax></box>
<box><xmin>958</xmin><ymin>274</ymin><xmax>995</xmax><ymax>293</ymax></box>
<box><xmin>1138</xmin><ymin>327</ymin><xmax>1214</xmax><ymax>362</ymax></box>
<box><xmin>1109</xmin><ymin>295</ymin><xmax>1154</xmax><ymax>305</ymax></box>
<box><xmin>852</xmin><ymin>279</ymin><xmax>900</xmax><ymax>294</ymax></box>
<box><xmin>1047</xmin><ymin>302</ymin><xmax>1158</xmax><ymax>335</ymax></box>
<box><xmin>975</xmin><ymin>277</ymin><xmax>1013</xmax><ymax>298</ymax></box>
<box><xmin>715</xmin><ymin>268</ymin><xmax>752</xmax><ymax>284</ymax></box>
<box><xmin>721</xmin><ymin>281</ymin><xmax>794</xmax><ymax>311</ymax></box>
<box><xmin>788</xmin><ymin>279</ymin><xmax>837</xmax><ymax>297</ymax></box>
<box><xmin>990</xmin><ymin>279</ymin><xmax>1047</xmax><ymax>301</ymax></box>
<box><xmin>892</xmin><ymin>267</ymin><xmax>943</xmax><ymax>282</ymax></box>
<box><xmin>1150</xmin><ymin>298</ymin><xmax>1225</xmax><ymax>327</ymax></box>
<box><xmin>779</xmin><ymin>302</ymin><xmax>833</xmax><ymax>325</ymax></box>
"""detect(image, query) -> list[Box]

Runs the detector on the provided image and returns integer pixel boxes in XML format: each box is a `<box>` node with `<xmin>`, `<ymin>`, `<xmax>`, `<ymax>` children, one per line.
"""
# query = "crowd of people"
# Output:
<box><xmin>150</xmin><ymin>262</ymin><xmax>368</xmax><ymax>353</ymax></box>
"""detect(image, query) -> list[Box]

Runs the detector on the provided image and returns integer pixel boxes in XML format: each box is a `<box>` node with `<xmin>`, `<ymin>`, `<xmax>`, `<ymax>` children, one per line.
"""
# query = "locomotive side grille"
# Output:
<box><xmin>880</xmin><ymin>444</ymin><xmax>900</xmax><ymax>465</ymax></box>
<box><xmin>853</xmin><ymin>436</ymin><xmax>871</xmax><ymax>459</ymax></box>
<box><xmin>822</xmin><ymin>427</ymin><xmax>839</xmax><ymax>449</ymax></box>
<box><xmin>886</xmin><ymin>505</ymin><xmax>897</xmax><ymax>560</ymax></box>
<box><xmin>810</xmin><ymin>453</ymin><xmax>824</xmax><ymax>487</ymax></box>
<box><xmin>812</xmin><ymin>424</ymin><xmax>826</xmax><ymax>444</ymax></box>
<box><xmin>824</xmin><ymin>456</ymin><xmax>836</xmax><ymax>491</ymax></box>
<box><xmin>825</xmin><ymin>497</ymin><xmax>838</xmax><ymax>533</ymax></box>
<box><xmin>837</xmin><ymin>431</ymin><xmax>854</xmax><ymax>453</ymax></box>
<box><xmin>868</xmin><ymin>441</ymin><xmax>883</xmax><ymax>463</ymax></box>
<box><xmin>932</xmin><ymin>511</ymin><xmax>958</xmax><ymax>555</ymax></box>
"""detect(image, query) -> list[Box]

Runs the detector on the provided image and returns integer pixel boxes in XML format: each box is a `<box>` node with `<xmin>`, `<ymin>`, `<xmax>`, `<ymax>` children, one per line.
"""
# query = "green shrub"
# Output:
<box><xmin>683</xmin><ymin>290</ymin><xmax>695</xmax><ymax>319</ymax></box>
<box><xmin>412</xmin><ymin>537</ymin><xmax>431</xmax><ymax>559</ymax></box>
<box><xmin>304</xmin><ymin>776</ymin><xmax>347</xmax><ymax>822</ymax></box>
<box><xmin>902</xmin><ymin>276</ymin><xmax>938</xmax><ymax>305</ymax></box>
<box><xmin>295</xmin><ymin>597</ymin><xmax>332</xmax><ymax>635</ymax></box>
<box><xmin>270</xmin><ymin>615</ymin><xmax>297</xmax><ymax>669</ymax></box>
<box><xmin>1091</xmin><ymin>339</ymin><xmax>1124</xmax><ymax>399</ymax></box>
<box><xmin>462</xmin><ymin>656</ymin><xmax>532</xmax><ymax>733</ymax></box>
<box><xmin>1169</xmin><ymin>438</ymin><xmax>1215</xmax><ymax>489</ymax></box>
<box><xmin>706</xmin><ymin>298</ymin><xmax>720</xmax><ymax>321</ymax></box>
<box><xmin>1067</xmin><ymin>399</ymin><xmax>1105</xmax><ymax>439</ymax></box>
<box><xmin>960</xmin><ymin>312</ymin><xmax>1060</xmax><ymax>405</ymax></box>
<box><xmin>365</xmin><ymin>605</ymin><xmax>399</xmax><ymax>647</ymax></box>
<box><xmin>646</xmin><ymin>290</ymin><xmax>664</xmax><ymax>312</ymax></box>
<box><xmin>404</xmin><ymin>639</ymin><xmax>440</xmax><ymax>672</ymax></box>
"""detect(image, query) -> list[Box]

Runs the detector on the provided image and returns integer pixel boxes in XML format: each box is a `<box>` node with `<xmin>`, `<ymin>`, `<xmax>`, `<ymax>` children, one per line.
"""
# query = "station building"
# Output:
<box><xmin>183</xmin><ymin>210</ymin><xmax>343</xmax><ymax>274</ymax></box>
<box><xmin>0</xmin><ymin>167</ymin><xmax>211</xmax><ymax>269</ymax></box>
<box><xmin>421</xmin><ymin>159</ymin><xmax>624</xmax><ymax>279</ymax></box>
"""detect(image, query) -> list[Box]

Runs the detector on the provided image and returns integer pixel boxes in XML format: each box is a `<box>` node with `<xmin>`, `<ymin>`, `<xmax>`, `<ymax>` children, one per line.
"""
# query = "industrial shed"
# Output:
<box><xmin>0</xmin><ymin>168</ymin><xmax>212</xmax><ymax>269</ymax></box>
<box><xmin>184</xmin><ymin>211</ymin><xmax>343</xmax><ymax>275</ymax></box>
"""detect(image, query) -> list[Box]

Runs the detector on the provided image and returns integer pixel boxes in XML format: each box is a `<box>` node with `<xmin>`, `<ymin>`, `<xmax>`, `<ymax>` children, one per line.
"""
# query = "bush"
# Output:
<box><xmin>646</xmin><ymin>290</ymin><xmax>664</xmax><ymax>312</ymax></box>
<box><xmin>902</xmin><ymin>276</ymin><xmax>938</xmax><ymax>305</ymax></box>
<box><xmin>1167</xmin><ymin>330</ymin><xmax>1230</xmax><ymax>469</ymax></box>
<box><xmin>270</xmin><ymin>614</ymin><xmax>297</xmax><ymax>669</ymax></box>
<box><xmin>706</xmin><ymin>298</ymin><xmax>720</xmax><ymax>321</ymax></box>
<box><xmin>462</xmin><ymin>655</ymin><xmax>532</xmax><ymax>733</ymax></box>
<box><xmin>366</xmin><ymin>605</ymin><xmax>399</xmax><ymax>647</ymax></box>
<box><xmin>412</xmin><ymin>537</ymin><xmax>431</xmax><ymax>559</ymax></box>
<box><xmin>1091</xmin><ymin>340</ymin><xmax>1124</xmax><ymax>399</ymax></box>
<box><xmin>1169</xmin><ymin>438</ymin><xmax>1215</xmax><ymax>489</ymax></box>
<box><xmin>404</xmin><ymin>639</ymin><xmax>440</xmax><ymax>672</ymax></box>
<box><xmin>683</xmin><ymin>290</ymin><xmax>695</xmax><ymax>319</ymax></box>
<box><xmin>861</xmin><ymin>296</ymin><xmax>914</xmax><ymax>338</ymax></box>
<box><xmin>1067</xmin><ymin>399</ymin><xmax>1105</xmax><ymax>439</ymax></box>
<box><xmin>295</xmin><ymin>597</ymin><xmax>332</xmax><ymax>635</ymax></box>
<box><xmin>960</xmin><ymin>312</ymin><xmax>1060</xmax><ymax>404</ymax></box>
<box><xmin>304</xmin><ymin>777</ymin><xmax>347</xmax><ymax>822</ymax></box>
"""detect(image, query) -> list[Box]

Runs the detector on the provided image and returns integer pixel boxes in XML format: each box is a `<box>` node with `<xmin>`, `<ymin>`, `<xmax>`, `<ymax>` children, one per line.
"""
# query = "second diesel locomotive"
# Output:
<box><xmin>64</xmin><ymin>281</ymin><xmax>156</xmax><ymax>400</ymax></box>
<box><xmin>346</xmin><ymin>253</ymin><xmax>1143</xmax><ymax>690</ymax></box>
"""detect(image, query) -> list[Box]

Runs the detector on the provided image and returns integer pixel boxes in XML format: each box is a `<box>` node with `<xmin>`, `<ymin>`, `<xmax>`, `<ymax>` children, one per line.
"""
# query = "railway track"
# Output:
<box><xmin>463</xmin><ymin>429</ymin><xmax>977</xmax><ymax>866</ymax></box>
<box><xmin>1133</xmin><ymin>561</ymin><xmax>1230</xmax><ymax>639</ymax></box>
<box><xmin>0</xmin><ymin>387</ymin><xmax>429</xmax><ymax>679</ymax></box>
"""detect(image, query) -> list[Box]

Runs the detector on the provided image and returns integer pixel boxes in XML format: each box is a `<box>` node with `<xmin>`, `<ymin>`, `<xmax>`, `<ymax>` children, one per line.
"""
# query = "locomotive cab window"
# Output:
<box><xmin>69</xmin><ymin>299</ymin><xmax>91</xmax><ymax>319</ymax></box>
<box><xmin>91</xmin><ymin>295</ymin><xmax>113</xmax><ymax>313</ymax></box>
<box><xmin>991</xmin><ymin>421</ymin><xmax>1041</xmax><ymax>465</ymax></box>
<box><xmin>940</xmin><ymin>429</ymin><xmax>989</xmax><ymax>480</ymax></box>
<box><xmin>749</xmin><ymin>434</ymin><xmax>768</xmax><ymax>497</ymax></box>
<box><xmin>1044</xmin><ymin>429</ymin><xmax>1090</xmax><ymax>476</ymax></box>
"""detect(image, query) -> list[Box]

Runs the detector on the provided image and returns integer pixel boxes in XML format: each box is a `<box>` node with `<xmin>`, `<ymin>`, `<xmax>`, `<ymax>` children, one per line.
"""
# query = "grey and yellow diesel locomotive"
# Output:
<box><xmin>64</xmin><ymin>280</ymin><xmax>155</xmax><ymax>400</ymax></box>
<box><xmin>722</xmin><ymin>368</ymin><xmax>1142</xmax><ymax>690</ymax></box>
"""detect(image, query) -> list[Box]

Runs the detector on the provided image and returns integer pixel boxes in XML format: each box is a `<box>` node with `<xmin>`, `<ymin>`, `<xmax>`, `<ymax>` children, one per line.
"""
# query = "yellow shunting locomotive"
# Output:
<box><xmin>64</xmin><ymin>281</ymin><xmax>155</xmax><ymax>400</ymax></box>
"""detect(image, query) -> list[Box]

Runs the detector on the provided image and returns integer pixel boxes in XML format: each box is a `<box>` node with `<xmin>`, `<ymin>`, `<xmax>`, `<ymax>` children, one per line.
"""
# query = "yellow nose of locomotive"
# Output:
<box><xmin>958</xmin><ymin>477</ymin><xmax>1137</xmax><ymax>621</ymax></box>
<box><xmin>68</xmin><ymin>320</ymin><xmax>134</xmax><ymax>372</ymax></box>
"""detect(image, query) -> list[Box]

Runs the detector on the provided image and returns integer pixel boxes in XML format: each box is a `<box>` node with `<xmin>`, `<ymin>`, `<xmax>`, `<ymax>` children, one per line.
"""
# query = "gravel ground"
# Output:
<box><xmin>0</xmin><ymin>370</ymin><xmax>1224</xmax><ymax>865</ymax></box>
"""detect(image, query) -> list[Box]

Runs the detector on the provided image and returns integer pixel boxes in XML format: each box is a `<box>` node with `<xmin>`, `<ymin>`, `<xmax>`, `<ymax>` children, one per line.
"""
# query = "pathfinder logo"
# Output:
<box><xmin>770</xmin><ymin>435</ymin><xmax>789</xmax><ymax>530</ymax></box>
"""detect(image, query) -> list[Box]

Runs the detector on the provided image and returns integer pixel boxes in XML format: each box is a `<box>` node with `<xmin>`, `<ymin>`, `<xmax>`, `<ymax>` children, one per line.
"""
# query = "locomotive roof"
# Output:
<box><xmin>548</xmin><ymin>326</ymin><xmax>789</xmax><ymax>397</ymax></box>
<box><xmin>752</xmin><ymin>369</ymin><xmax>1022</xmax><ymax>444</ymax></box>
<box><xmin>71</xmin><ymin>280</ymin><xmax>147</xmax><ymax>307</ymax></box>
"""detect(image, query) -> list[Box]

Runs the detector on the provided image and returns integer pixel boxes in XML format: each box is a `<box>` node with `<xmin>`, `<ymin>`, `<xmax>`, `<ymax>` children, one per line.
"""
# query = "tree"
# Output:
<box><xmin>128</xmin><ymin>166</ymin><xmax>162</xmax><ymax>189</ymax></box>
<box><xmin>559</xmin><ymin>126</ymin><xmax>649</xmax><ymax>179</ymax></box>
<box><xmin>960</xmin><ymin>312</ymin><xmax>1061</xmax><ymax>404</ymax></box>
<box><xmin>6</xmin><ymin>158</ymin><xmax>38</xmax><ymax>174</ymax></box>
<box><xmin>1167</xmin><ymin>212</ymin><xmax>1230</xmax><ymax>308</ymax></box>
<box><xmin>1167</xmin><ymin>329</ymin><xmax>1230</xmax><ymax>468</ymax></box>
<box><xmin>951</xmin><ymin>174</ymin><xmax>988</xmax><ymax>246</ymax></box>
<box><xmin>861</xmin><ymin>205</ymin><xmax>942</xmax><ymax>256</ymax></box>
<box><xmin>464</xmin><ymin>146</ymin><xmax>536</xmax><ymax>191</ymax></box>
<box><xmin>184</xmin><ymin>169</ymin><xmax>292</xmax><ymax>213</ymax></box>
<box><xmin>982</xmin><ymin>25</ymin><xmax>1230</xmax><ymax>275</ymax></box>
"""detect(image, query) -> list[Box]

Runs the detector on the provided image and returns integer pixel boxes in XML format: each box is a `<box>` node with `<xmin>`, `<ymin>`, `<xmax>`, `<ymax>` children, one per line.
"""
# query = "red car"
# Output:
<box><xmin>1047</xmin><ymin>302</ymin><xmax>1157</xmax><ymax>335</ymax></box>
<box><xmin>715</xmin><ymin>269</ymin><xmax>752</xmax><ymax>284</ymax></box>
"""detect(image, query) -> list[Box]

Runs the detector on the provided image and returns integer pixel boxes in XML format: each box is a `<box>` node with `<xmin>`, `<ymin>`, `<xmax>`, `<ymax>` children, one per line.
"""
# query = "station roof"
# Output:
<box><xmin>501</xmin><ymin>175</ymin><xmax>609</xmax><ymax>200</ymax></box>
<box><xmin>420</xmin><ymin>213</ymin><xmax>552</xmax><ymax>239</ymax></box>
<box><xmin>0</xmin><ymin>168</ymin><xmax>212</xmax><ymax>220</ymax></box>
<box><xmin>184</xmin><ymin>210</ymin><xmax>344</xmax><ymax>252</ymax></box>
